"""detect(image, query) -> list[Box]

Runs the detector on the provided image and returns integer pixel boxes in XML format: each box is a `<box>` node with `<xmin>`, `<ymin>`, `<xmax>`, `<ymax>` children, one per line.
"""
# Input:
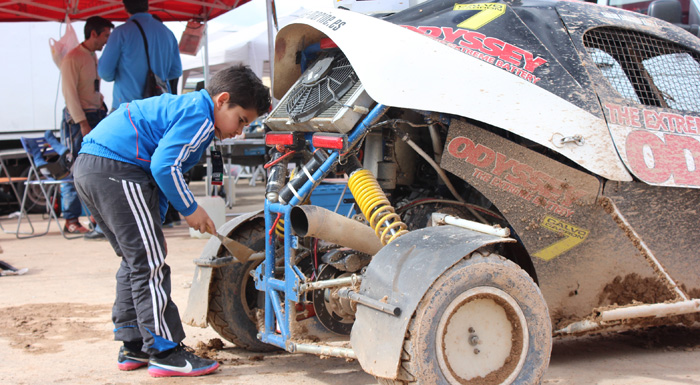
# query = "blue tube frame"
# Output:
<box><xmin>256</xmin><ymin>104</ymin><xmax>390</xmax><ymax>349</ymax></box>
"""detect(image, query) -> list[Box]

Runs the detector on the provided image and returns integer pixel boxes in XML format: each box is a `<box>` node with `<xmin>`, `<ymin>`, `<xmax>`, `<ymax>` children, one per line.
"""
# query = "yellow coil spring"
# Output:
<box><xmin>274</xmin><ymin>194</ymin><xmax>308</xmax><ymax>241</ymax></box>
<box><xmin>273</xmin><ymin>167</ymin><xmax>298</xmax><ymax>241</ymax></box>
<box><xmin>348</xmin><ymin>169</ymin><xmax>408</xmax><ymax>245</ymax></box>
<box><xmin>275</xmin><ymin>218</ymin><xmax>285</xmax><ymax>240</ymax></box>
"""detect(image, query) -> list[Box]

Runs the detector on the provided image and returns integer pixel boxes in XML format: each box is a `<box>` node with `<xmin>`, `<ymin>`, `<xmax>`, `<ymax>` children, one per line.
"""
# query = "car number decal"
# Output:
<box><xmin>605</xmin><ymin>103</ymin><xmax>700</xmax><ymax>187</ymax></box>
<box><xmin>454</xmin><ymin>3</ymin><xmax>507</xmax><ymax>30</ymax></box>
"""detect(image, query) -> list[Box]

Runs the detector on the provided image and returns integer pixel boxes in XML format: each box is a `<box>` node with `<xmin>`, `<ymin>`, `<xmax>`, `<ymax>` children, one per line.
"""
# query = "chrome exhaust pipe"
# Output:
<box><xmin>290</xmin><ymin>205</ymin><xmax>383</xmax><ymax>255</ymax></box>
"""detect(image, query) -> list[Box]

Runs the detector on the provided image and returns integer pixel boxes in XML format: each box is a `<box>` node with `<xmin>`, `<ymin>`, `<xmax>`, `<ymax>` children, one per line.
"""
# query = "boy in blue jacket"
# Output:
<box><xmin>74</xmin><ymin>65</ymin><xmax>270</xmax><ymax>377</ymax></box>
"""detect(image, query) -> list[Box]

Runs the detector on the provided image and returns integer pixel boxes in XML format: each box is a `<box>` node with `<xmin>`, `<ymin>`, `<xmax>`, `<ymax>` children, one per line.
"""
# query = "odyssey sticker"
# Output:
<box><xmin>605</xmin><ymin>103</ymin><xmax>700</xmax><ymax>187</ymax></box>
<box><xmin>402</xmin><ymin>25</ymin><xmax>547</xmax><ymax>84</ymax></box>
<box><xmin>626</xmin><ymin>130</ymin><xmax>700</xmax><ymax>186</ymax></box>
<box><xmin>605</xmin><ymin>103</ymin><xmax>700</xmax><ymax>134</ymax></box>
<box><xmin>447</xmin><ymin>136</ymin><xmax>589</xmax><ymax>218</ymax></box>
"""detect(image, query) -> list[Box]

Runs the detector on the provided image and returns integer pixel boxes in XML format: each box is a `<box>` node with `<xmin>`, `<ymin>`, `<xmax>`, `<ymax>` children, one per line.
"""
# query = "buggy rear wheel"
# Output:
<box><xmin>207</xmin><ymin>218</ymin><xmax>278</xmax><ymax>352</ymax></box>
<box><xmin>377</xmin><ymin>252</ymin><xmax>551</xmax><ymax>384</ymax></box>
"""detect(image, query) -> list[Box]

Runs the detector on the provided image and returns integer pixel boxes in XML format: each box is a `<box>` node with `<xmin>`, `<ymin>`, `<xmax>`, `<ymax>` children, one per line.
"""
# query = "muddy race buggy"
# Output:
<box><xmin>185</xmin><ymin>0</ymin><xmax>700</xmax><ymax>383</ymax></box>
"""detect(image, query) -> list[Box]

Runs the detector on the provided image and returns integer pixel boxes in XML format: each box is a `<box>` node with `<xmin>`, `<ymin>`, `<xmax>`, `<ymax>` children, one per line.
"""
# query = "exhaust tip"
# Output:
<box><xmin>290</xmin><ymin>206</ymin><xmax>310</xmax><ymax>236</ymax></box>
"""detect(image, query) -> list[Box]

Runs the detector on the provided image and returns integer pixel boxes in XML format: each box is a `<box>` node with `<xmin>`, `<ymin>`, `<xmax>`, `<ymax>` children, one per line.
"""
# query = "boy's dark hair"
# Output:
<box><xmin>207</xmin><ymin>65</ymin><xmax>271</xmax><ymax>116</ymax></box>
<box><xmin>123</xmin><ymin>0</ymin><xmax>148</xmax><ymax>15</ymax></box>
<box><xmin>84</xmin><ymin>16</ymin><xmax>114</xmax><ymax>40</ymax></box>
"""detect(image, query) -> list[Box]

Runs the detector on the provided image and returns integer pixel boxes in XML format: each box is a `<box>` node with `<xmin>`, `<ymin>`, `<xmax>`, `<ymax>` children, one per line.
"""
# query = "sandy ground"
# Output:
<box><xmin>0</xmin><ymin>181</ymin><xmax>699</xmax><ymax>385</ymax></box>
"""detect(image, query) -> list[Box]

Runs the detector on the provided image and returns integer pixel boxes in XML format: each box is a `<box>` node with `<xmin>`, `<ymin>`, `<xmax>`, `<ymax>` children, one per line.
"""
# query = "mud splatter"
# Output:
<box><xmin>598</xmin><ymin>273</ymin><xmax>674</xmax><ymax>306</ymax></box>
<box><xmin>194</xmin><ymin>338</ymin><xmax>225</xmax><ymax>359</ymax></box>
<box><xmin>599</xmin><ymin>197</ymin><xmax>685</xmax><ymax>298</ymax></box>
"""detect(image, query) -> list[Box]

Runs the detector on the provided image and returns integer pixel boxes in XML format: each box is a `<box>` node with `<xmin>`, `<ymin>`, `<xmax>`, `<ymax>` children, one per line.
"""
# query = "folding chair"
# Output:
<box><xmin>0</xmin><ymin>149</ymin><xmax>31</xmax><ymax>235</ymax></box>
<box><xmin>15</xmin><ymin>135</ymin><xmax>81</xmax><ymax>239</ymax></box>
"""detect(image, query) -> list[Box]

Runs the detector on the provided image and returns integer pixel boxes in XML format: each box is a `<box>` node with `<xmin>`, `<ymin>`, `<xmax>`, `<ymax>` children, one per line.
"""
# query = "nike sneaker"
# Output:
<box><xmin>117</xmin><ymin>345</ymin><xmax>149</xmax><ymax>371</ymax></box>
<box><xmin>147</xmin><ymin>344</ymin><xmax>219</xmax><ymax>377</ymax></box>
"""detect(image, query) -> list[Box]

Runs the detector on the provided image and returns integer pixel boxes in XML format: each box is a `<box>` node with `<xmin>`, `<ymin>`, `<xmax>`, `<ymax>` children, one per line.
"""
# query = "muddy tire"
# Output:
<box><xmin>207</xmin><ymin>218</ymin><xmax>278</xmax><ymax>352</ymax></box>
<box><xmin>377</xmin><ymin>252</ymin><xmax>551</xmax><ymax>385</ymax></box>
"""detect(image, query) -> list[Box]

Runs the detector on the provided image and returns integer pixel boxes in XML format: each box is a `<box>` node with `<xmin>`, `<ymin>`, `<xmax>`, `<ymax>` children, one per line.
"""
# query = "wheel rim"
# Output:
<box><xmin>238</xmin><ymin>260</ymin><xmax>261</xmax><ymax>323</ymax></box>
<box><xmin>436</xmin><ymin>286</ymin><xmax>529</xmax><ymax>385</ymax></box>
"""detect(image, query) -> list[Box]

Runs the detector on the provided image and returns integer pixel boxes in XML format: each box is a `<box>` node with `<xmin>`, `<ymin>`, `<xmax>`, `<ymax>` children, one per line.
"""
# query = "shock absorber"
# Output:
<box><xmin>275</xmin><ymin>217</ymin><xmax>285</xmax><ymax>240</ymax></box>
<box><xmin>346</xmin><ymin>156</ymin><xmax>408</xmax><ymax>245</ymax></box>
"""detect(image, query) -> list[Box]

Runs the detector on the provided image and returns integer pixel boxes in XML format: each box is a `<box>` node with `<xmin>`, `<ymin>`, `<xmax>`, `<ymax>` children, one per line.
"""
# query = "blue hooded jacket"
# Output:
<box><xmin>80</xmin><ymin>90</ymin><xmax>215</xmax><ymax>222</ymax></box>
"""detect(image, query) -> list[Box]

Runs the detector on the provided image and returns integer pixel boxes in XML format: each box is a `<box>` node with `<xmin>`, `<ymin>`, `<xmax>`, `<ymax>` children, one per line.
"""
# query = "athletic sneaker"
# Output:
<box><xmin>84</xmin><ymin>230</ymin><xmax>107</xmax><ymax>241</ymax></box>
<box><xmin>148</xmin><ymin>344</ymin><xmax>219</xmax><ymax>377</ymax></box>
<box><xmin>64</xmin><ymin>218</ymin><xmax>89</xmax><ymax>234</ymax></box>
<box><xmin>117</xmin><ymin>345</ymin><xmax>149</xmax><ymax>371</ymax></box>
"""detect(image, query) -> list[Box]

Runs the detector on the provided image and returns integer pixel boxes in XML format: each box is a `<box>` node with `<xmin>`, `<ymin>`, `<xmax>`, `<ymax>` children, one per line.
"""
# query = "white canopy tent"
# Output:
<box><xmin>180</xmin><ymin>6</ymin><xmax>310</xmax><ymax>89</ymax></box>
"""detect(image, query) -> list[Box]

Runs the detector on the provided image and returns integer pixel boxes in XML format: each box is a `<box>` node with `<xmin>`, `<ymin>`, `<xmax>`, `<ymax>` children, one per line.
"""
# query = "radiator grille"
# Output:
<box><xmin>266</xmin><ymin>50</ymin><xmax>372</xmax><ymax>133</ymax></box>
<box><xmin>285</xmin><ymin>54</ymin><xmax>357</xmax><ymax>123</ymax></box>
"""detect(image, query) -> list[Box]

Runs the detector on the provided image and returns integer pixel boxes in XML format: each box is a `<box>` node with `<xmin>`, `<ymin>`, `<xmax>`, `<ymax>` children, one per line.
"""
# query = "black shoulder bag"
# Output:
<box><xmin>133</xmin><ymin>20</ymin><xmax>168</xmax><ymax>98</ymax></box>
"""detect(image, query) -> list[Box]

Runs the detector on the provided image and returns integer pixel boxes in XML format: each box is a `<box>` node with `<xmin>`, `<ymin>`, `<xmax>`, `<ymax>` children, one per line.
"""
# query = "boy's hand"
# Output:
<box><xmin>185</xmin><ymin>206</ymin><xmax>217</xmax><ymax>235</ymax></box>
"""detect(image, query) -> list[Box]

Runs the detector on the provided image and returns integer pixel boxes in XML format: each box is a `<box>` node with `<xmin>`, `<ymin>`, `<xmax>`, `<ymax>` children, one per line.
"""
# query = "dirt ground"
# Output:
<box><xmin>0</xmin><ymin>181</ymin><xmax>699</xmax><ymax>385</ymax></box>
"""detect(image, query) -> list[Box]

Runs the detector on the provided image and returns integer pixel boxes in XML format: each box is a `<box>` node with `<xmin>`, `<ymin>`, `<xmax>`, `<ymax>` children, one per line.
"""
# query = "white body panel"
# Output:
<box><xmin>276</xmin><ymin>9</ymin><xmax>632</xmax><ymax>181</ymax></box>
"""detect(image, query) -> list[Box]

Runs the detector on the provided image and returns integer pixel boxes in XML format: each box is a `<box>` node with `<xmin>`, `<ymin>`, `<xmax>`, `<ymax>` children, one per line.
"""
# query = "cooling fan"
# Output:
<box><xmin>285</xmin><ymin>51</ymin><xmax>358</xmax><ymax>123</ymax></box>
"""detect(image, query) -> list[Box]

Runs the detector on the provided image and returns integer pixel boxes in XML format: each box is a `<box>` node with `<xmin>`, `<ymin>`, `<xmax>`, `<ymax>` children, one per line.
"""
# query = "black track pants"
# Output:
<box><xmin>73</xmin><ymin>154</ymin><xmax>185</xmax><ymax>354</ymax></box>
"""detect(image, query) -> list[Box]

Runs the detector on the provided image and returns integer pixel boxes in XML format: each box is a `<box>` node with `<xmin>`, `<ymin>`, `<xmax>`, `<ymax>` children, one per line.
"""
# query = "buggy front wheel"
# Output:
<box><xmin>378</xmin><ymin>252</ymin><xmax>551</xmax><ymax>385</ymax></box>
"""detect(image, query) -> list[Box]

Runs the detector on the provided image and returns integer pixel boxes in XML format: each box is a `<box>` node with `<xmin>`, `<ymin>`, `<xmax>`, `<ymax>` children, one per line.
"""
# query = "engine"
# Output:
<box><xmin>263</xmin><ymin>43</ymin><xmax>507</xmax><ymax>336</ymax></box>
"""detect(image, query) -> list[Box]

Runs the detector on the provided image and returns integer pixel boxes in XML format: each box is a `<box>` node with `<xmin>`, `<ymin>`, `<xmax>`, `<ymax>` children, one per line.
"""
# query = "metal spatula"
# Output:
<box><xmin>212</xmin><ymin>232</ymin><xmax>256</xmax><ymax>263</ymax></box>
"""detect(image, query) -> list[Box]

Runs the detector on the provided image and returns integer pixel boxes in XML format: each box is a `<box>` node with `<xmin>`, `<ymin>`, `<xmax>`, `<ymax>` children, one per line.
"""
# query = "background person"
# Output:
<box><xmin>100</xmin><ymin>0</ymin><xmax>184</xmax><ymax>227</ymax></box>
<box><xmin>98</xmin><ymin>0</ymin><xmax>182</xmax><ymax>110</ymax></box>
<box><xmin>73</xmin><ymin>66</ymin><xmax>270</xmax><ymax>377</ymax></box>
<box><xmin>150</xmin><ymin>11</ymin><xmax>182</xmax><ymax>228</ymax></box>
<box><xmin>60</xmin><ymin>16</ymin><xmax>113</xmax><ymax>237</ymax></box>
